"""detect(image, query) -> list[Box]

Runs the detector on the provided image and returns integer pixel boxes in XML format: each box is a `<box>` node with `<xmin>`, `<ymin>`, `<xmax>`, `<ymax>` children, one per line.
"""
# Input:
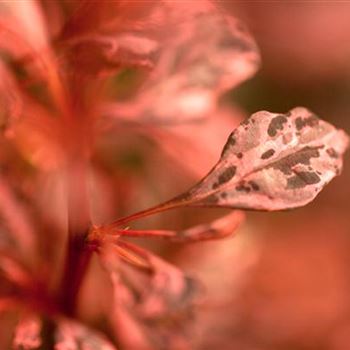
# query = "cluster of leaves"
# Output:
<box><xmin>0</xmin><ymin>1</ymin><xmax>348</xmax><ymax>349</ymax></box>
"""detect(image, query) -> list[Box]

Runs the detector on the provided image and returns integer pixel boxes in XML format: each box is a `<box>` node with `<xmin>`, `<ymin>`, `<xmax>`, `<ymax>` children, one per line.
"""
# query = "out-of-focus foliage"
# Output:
<box><xmin>0</xmin><ymin>1</ymin><xmax>348</xmax><ymax>350</ymax></box>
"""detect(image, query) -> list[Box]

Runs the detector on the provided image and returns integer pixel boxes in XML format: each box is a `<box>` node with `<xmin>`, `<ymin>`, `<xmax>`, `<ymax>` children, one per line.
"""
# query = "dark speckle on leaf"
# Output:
<box><xmin>326</xmin><ymin>148</ymin><xmax>339</xmax><ymax>159</ymax></box>
<box><xmin>273</xmin><ymin>146</ymin><xmax>320</xmax><ymax>175</ymax></box>
<box><xmin>236</xmin><ymin>152</ymin><xmax>243</xmax><ymax>159</ymax></box>
<box><xmin>236</xmin><ymin>182</ymin><xmax>251</xmax><ymax>193</ymax></box>
<box><xmin>204</xmin><ymin>194</ymin><xmax>220</xmax><ymax>204</ymax></box>
<box><xmin>221</xmin><ymin>134</ymin><xmax>236</xmax><ymax>156</ymax></box>
<box><xmin>180</xmin><ymin>276</ymin><xmax>201</xmax><ymax>303</ymax></box>
<box><xmin>287</xmin><ymin>171</ymin><xmax>321</xmax><ymax>189</ymax></box>
<box><xmin>295</xmin><ymin>115</ymin><xmax>319</xmax><ymax>130</ymax></box>
<box><xmin>218</xmin><ymin>166</ymin><xmax>236</xmax><ymax>183</ymax></box>
<box><xmin>212</xmin><ymin>166</ymin><xmax>236</xmax><ymax>189</ymax></box>
<box><xmin>295</xmin><ymin>117</ymin><xmax>304</xmax><ymax>130</ymax></box>
<box><xmin>248</xmin><ymin>181</ymin><xmax>260</xmax><ymax>191</ymax></box>
<box><xmin>267</xmin><ymin>115</ymin><xmax>288</xmax><ymax>137</ymax></box>
<box><xmin>221</xmin><ymin>192</ymin><xmax>228</xmax><ymax>199</ymax></box>
<box><xmin>242</xmin><ymin>118</ymin><xmax>250</xmax><ymax>126</ymax></box>
<box><xmin>220</xmin><ymin>35</ymin><xmax>253</xmax><ymax>52</ymax></box>
<box><xmin>261</xmin><ymin>149</ymin><xmax>275</xmax><ymax>159</ymax></box>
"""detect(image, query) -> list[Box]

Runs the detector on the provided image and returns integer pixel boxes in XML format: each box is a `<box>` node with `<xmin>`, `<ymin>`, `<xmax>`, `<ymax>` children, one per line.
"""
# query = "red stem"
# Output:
<box><xmin>59</xmin><ymin>231</ymin><xmax>92</xmax><ymax>316</ymax></box>
<box><xmin>107</xmin><ymin>193</ymin><xmax>193</xmax><ymax>228</ymax></box>
<box><xmin>116</xmin><ymin>229</ymin><xmax>175</xmax><ymax>238</ymax></box>
<box><xmin>59</xmin><ymin>159</ymin><xmax>92</xmax><ymax>316</ymax></box>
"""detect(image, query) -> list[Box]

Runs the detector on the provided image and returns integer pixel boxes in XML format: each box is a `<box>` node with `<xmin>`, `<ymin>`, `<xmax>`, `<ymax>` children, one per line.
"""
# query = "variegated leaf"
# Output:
<box><xmin>58</xmin><ymin>1</ymin><xmax>160</xmax><ymax>76</ymax></box>
<box><xmin>13</xmin><ymin>314</ymin><xmax>42</xmax><ymax>350</ymax></box>
<box><xmin>55</xmin><ymin>319</ymin><xmax>117</xmax><ymax>350</ymax></box>
<box><xmin>113</xmin><ymin>241</ymin><xmax>202</xmax><ymax>318</ymax></box>
<box><xmin>136</xmin><ymin>9</ymin><xmax>260</xmax><ymax>123</ymax></box>
<box><xmin>107</xmin><ymin>107</ymin><xmax>348</xmax><ymax>228</ymax></box>
<box><xmin>175</xmin><ymin>107</ymin><xmax>349</xmax><ymax>210</ymax></box>
<box><xmin>99</xmin><ymin>242</ymin><xmax>200</xmax><ymax>349</ymax></box>
<box><xmin>101</xmin><ymin>2</ymin><xmax>260</xmax><ymax>123</ymax></box>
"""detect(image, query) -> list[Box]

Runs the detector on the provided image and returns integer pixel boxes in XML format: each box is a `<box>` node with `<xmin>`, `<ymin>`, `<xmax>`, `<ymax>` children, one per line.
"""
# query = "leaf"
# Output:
<box><xmin>0</xmin><ymin>62</ymin><xmax>22</xmax><ymax>131</ymax></box>
<box><xmin>98</xmin><ymin>241</ymin><xmax>201</xmax><ymax>349</ymax></box>
<box><xmin>109</xmin><ymin>241</ymin><xmax>202</xmax><ymax>317</ymax></box>
<box><xmin>175</xmin><ymin>107</ymin><xmax>349</xmax><ymax>210</ymax></box>
<box><xmin>59</xmin><ymin>1</ymin><xmax>157</xmax><ymax>40</ymax></box>
<box><xmin>55</xmin><ymin>319</ymin><xmax>117</xmax><ymax>350</ymax></box>
<box><xmin>107</xmin><ymin>107</ymin><xmax>349</xmax><ymax>226</ymax></box>
<box><xmin>101</xmin><ymin>3</ymin><xmax>260</xmax><ymax>123</ymax></box>
<box><xmin>58</xmin><ymin>1</ymin><xmax>160</xmax><ymax>76</ymax></box>
<box><xmin>0</xmin><ymin>1</ymin><xmax>61</xmax><ymax>99</ymax></box>
<box><xmin>114</xmin><ymin>211</ymin><xmax>244</xmax><ymax>243</ymax></box>
<box><xmin>110</xmin><ymin>277</ymin><xmax>153</xmax><ymax>350</ymax></box>
<box><xmin>13</xmin><ymin>313</ymin><xmax>42</xmax><ymax>350</ymax></box>
<box><xmin>0</xmin><ymin>1</ymin><xmax>49</xmax><ymax>57</ymax></box>
<box><xmin>61</xmin><ymin>33</ymin><xmax>159</xmax><ymax>77</ymax></box>
<box><xmin>0</xmin><ymin>253</ymin><xmax>32</xmax><ymax>288</ymax></box>
<box><xmin>14</xmin><ymin>315</ymin><xmax>118</xmax><ymax>350</ymax></box>
<box><xmin>135</xmin><ymin>10</ymin><xmax>259</xmax><ymax>123</ymax></box>
<box><xmin>0</xmin><ymin>174</ymin><xmax>37</xmax><ymax>257</ymax></box>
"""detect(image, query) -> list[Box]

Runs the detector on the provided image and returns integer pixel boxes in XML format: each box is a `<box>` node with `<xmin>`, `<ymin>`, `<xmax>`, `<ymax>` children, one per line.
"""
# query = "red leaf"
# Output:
<box><xmin>0</xmin><ymin>1</ymin><xmax>63</xmax><ymax>107</ymax></box>
<box><xmin>0</xmin><ymin>253</ymin><xmax>32</xmax><ymax>288</ymax></box>
<box><xmin>0</xmin><ymin>62</ymin><xmax>22</xmax><ymax>131</ymax></box>
<box><xmin>0</xmin><ymin>1</ymin><xmax>49</xmax><ymax>58</ymax></box>
<box><xmin>0</xmin><ymin>174</ymin><xmax>37</xmax><ymax>257</ymax></box>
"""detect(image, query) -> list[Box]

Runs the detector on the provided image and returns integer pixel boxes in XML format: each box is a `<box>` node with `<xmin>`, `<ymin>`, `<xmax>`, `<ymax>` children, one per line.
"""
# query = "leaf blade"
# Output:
<box><xmin>181</xmin><ymin>107</ymin><xmax>349</xmax><ymax>210</ymax></box>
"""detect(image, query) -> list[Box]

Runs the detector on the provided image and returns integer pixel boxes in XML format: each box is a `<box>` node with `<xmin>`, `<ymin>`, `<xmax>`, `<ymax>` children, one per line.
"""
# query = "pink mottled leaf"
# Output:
<box><xmin>60</xmin><ymin>0</ymin><xmax>259</xmax><ymax>86</ymax></box>
<box><xmin>112</xmin><ymin>241</ymin><xmax>201</xmax><ymax>317</ymax></box>
<box><xmin>58</xmin><ymin>1</ymin><xmax>160</xmax><ymax>76</ymax></box>
<box><xmin>109</xmin><ymin>273</ymin><xmax>153</xmax><ymax>350</ymax></box>
<box><xmin>101</xmin><ymin>2</ymin><xmax>259</xmax><ymax>123</ymax></box>
<box><xmin>98</xmin><ymin>241</ymin><xmax>201</xmax><ymax>349</ymax></box>
<box><xmin>55</xmin><ymin>319</ymin><xmax>117</xmax><ymax>350</ymax></box>
<box><xmin>108</xmin><ymin>107</ymin><xmax>348</xmax><ymax>226</ymax></box>
<box><xmin>61</xmin><ymin>32</ymin><xmax>159</xmax><ymax>76</ymax></box>
<box><xmin>175</xmin><ymin>107</ymin><xmax>349</xmax><ymax>210</ymax></box>
<box><xmin>138</xmin><ymin>10</ymin><xmax>259</xmax><ymax>123</ymax></box>
<box><xmin>13</xmin><ymin>314</ymin><xmax>42</xmax><ymax>350</ymax></box>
